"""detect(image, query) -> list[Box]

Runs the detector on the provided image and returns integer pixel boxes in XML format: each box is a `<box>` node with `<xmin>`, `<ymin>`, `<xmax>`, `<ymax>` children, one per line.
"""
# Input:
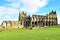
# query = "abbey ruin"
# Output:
<box><xmin>1</xmin><ymin>11</ymin><xmax>58</xmax><ymax>29</ymax></box>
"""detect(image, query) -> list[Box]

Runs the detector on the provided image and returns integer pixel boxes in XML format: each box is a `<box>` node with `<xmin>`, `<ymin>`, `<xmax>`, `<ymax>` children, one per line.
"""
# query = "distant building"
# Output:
<box><xmin>1</xmin><ymin>10</ymin><xmax>58</xmax><ymax>29</ymax></box>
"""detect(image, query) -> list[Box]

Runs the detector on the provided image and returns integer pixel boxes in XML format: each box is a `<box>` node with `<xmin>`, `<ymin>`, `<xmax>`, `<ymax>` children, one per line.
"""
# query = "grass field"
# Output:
<box><xmin>0</xmin><ymin>25</ymin><xmax>60</xmax><ymax>40</ymax></box>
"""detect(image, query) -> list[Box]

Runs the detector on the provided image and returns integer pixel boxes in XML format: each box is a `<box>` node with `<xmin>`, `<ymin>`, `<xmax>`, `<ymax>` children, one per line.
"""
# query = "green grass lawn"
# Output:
<box><xmin>0</xmin><ymin>25</ymin><xmax>60</xmax><ymax>40</ymax></box>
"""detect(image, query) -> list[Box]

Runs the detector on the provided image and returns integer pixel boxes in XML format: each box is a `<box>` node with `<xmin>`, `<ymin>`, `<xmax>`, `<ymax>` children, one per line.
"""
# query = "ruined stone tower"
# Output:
<box><xmin>18</xmin><ymin>11</ymin><xmax>27</xmax><ymax>27</ymax></box>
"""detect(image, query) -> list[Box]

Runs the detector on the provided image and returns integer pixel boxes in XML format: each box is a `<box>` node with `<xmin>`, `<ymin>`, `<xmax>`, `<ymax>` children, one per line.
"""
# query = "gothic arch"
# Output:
<box><xmin>2</xmin><ymin>21</ymin><xmax>12</xmax><ymax>28</ymax></box>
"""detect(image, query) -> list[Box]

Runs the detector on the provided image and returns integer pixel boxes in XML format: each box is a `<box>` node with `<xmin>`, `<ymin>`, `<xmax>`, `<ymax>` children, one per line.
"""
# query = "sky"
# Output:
<box><xmin>0</xmin><ymin>0</ymin><xmax>60</xmax><ymax>24</ymax></box>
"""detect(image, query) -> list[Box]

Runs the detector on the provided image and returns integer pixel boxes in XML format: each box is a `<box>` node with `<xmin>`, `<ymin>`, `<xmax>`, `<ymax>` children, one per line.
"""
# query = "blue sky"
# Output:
<box><xmin>0</xmin><ymin>0</ymin><xmax>60</xmax><ymax>24</ymax></box>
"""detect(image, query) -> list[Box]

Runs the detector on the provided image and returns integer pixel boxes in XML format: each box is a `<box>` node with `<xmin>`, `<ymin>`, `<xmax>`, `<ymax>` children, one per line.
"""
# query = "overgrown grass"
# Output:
<box><xmin>0</xmin><ymin>26</ymin><xmax>60</xmax><ymax>40</ymax></box>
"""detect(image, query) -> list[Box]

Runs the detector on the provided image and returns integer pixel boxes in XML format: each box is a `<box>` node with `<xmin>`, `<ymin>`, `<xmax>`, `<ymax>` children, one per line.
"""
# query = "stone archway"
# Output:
<box><xmin>35</xmin><ymin>21</ymin><xmax>37</xmax><ymax>25</ymax></box>
<box><xmin>32</xmin><ymin>22</ymin><xmax>35</xmax><ymax>27</ymax></box>
<box><xmin>46</xmin><ymin>21</ymin><xmax>48</xmax><ymax>26</ymax></box>
<box><xmin>49</xmin><ymin>21</ymin><xmax>51</xmax><ymax>26</ymax></box>
<box><xmin>1</xmin><ymin>21</ymin><xmax>12</xmax><ymax>28</ymax></box>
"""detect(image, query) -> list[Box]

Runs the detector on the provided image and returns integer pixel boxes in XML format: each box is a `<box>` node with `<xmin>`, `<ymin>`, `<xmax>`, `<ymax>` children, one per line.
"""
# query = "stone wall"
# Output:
<box><xmin>1</xmin><ymin>11</ymin><xmax>58</xmax><ymax>29</ymax></box>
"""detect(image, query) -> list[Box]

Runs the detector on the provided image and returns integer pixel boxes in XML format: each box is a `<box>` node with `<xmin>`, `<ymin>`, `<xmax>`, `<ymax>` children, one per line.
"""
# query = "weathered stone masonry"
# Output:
<box><xmin>19</xmin><ymin>11</ymin><xmax>58</xmax><ymax>28</ymax></box>
<box><xmin>1</xmin><ymin>10</ymin><xmax>58</xmax><ymax>29</ymax></box>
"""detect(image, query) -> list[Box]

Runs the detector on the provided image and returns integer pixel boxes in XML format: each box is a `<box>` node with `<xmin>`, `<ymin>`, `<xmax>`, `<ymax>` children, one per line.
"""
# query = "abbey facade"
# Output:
<box><xmin>1</xmin><ymin>11</ymin><xmax>58</xmax><ymax>29</ymax></box>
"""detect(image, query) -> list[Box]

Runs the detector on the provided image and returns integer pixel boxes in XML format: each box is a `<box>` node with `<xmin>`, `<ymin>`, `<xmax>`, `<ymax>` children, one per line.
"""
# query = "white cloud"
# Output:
<box><xmin>0</xmin><ymin>6</ymin><xmax>18</xmax><ymax>19</ymax></box>
<box><xmin>0</xmin><ymin>6</ymin><xmax>18</xmax><ymax>15</ymax></box>
<box><xmin>5</xmin><ymin>0</ymin><xmax>48</xmax><ymax>13</ymax></box>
